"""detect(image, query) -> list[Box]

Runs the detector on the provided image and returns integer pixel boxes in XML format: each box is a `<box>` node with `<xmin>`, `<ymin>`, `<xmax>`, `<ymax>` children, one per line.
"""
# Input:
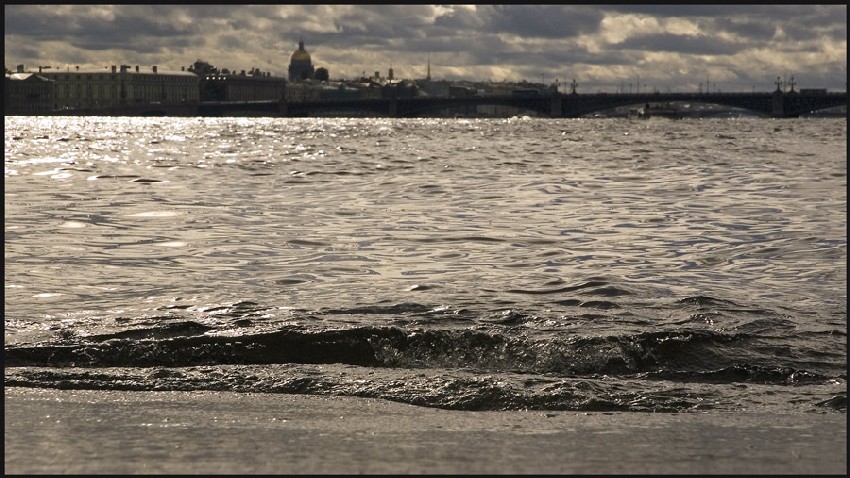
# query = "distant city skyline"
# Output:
<box><xmin>5</xmin><ymin>4</ymin><xmax>847</xmax><ymax>92</ymax></box>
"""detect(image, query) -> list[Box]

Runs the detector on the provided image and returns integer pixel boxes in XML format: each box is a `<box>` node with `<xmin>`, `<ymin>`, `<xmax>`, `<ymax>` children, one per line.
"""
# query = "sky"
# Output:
<box><xmin>4</xmin><ymin>4</ymin><xmax>847</xmax><ymax>93</ymax></box>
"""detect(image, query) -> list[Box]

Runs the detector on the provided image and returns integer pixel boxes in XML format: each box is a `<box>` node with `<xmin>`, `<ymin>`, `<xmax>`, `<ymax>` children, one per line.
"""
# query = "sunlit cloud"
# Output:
<box><xmin>4</xmin><ymin>4</ymin><xmax>846</xmax><ymax>92</ymax></box>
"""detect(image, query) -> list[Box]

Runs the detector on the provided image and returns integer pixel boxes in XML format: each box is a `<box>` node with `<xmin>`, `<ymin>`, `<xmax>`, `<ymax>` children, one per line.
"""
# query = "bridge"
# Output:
<box><xmin>198</xmin><ymin>89</ymin><xmax>847</xmax><ymax>118</ymax></box>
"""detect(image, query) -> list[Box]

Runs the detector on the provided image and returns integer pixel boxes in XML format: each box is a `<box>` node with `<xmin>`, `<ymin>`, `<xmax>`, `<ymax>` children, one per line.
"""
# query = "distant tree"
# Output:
<box><xmin>190</xmin><ymin>60</ymin><xmax>217</xmax><ymax>75</ymax></box>
<box><xmin>314</xmin><ymin>67</ymin><xmax>329</xmax><ymax>82</ymax></box>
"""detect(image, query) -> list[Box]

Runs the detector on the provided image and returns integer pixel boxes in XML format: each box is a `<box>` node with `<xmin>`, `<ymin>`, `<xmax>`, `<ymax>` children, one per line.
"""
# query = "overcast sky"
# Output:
<box><xmin>5</xmin><ymin>4</ymin><xmax>847</xmax><ymax>92</ymax></box>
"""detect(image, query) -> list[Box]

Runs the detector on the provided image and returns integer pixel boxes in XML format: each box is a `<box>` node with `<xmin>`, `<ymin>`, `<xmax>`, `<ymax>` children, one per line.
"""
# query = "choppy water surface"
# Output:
<box><xmin>4</xmin><ymin>115</ymin><xmax>846</xmax><ymax>413</ymax></box>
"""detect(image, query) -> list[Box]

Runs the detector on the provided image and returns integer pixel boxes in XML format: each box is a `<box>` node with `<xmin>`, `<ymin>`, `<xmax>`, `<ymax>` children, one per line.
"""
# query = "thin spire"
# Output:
<box><xmin>426</xmin><ymin>52</ymin><xmax>431</xmax><ymax>81</ymax></box>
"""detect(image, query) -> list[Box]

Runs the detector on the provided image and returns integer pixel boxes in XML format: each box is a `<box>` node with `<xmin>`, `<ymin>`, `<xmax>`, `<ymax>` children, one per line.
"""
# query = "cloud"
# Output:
<box><xmin>480</xmin><ymin>5</ymin><xmax>604</xmax><ymax>38</ymax></box>
<box><xmin>4</xmin><ymin>4</ymin><xmax>846</xmax><ymax>91</ymax></box>
<box><xmin>611</xmin><ymin>33</ymin><xmax>743</xmax><ymax>56</ymax></box>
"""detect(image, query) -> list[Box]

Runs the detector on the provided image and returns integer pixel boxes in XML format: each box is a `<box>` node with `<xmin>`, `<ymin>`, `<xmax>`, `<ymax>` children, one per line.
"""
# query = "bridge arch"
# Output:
<box><xmin>555</xmin><ymin>92</ymin><xmax>846</xmax><ymax>118</ymax></box>
<box><xmin>286</xmin><ymin>99</ymin><xmax>391</xmax><ymax>117</ymax></box>
<box><xmin>396</xmin><ymin>96</ymin><xmax>552</xmax><ymax>117</ymax></box>
<box><xmin>197</xmin><ymin>90</ymin><xmax>845</xmax><ymax>118</ymax></box>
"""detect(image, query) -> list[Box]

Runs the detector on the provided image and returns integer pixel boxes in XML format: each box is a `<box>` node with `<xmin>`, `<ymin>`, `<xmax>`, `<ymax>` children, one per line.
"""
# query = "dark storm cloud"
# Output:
<box><xmin>612</xmin><ymin>33</ymin><xmax>743</xmax><ymax>56</ymax></box>
<box><xmin>313</xmin><ymin>5</ymin><xmax>433</xmax><ymax>40</ymax></box>
<box><xmin>5</xmin><ymin>5</ymin><xmax>195</xmax><ymax>53</ymax></box>
<box><xmin>551</xmin><ymin>48</ymin><xmax>629</xmax><ymax>68</ymax></box>
<box><xmin>607</xmin><ymin>5</ymin><xmax>774</xmax><ymax>17</ymax></box>
<box><xmin>6</xmin><ymin>45</ymin><xmax>41</xmax><ymax>63</ymax></box>
<box><xmin>480</xmin><ymin>5</ymin><xmax>604</xmax><ymax>38</ymax></box>
<box><xmin>217</xmin><ymin>34</ymin><xmax>249</xmax><ymax>52</ymax></box>
<box><xmin>783</xmin><ymin>20</ymin><xmax>846</xmax><ymax>44</ymax></box>
<box><xmin>616</xmin><ymin>4</ymin><xmax>846</xmax><ymax>43</ymax></box>
<box><xmin>4</xmin><ymin>4</ymin><xmax>846</xmax><ymax>91</ymax></box>
<box><xmin>710</xmin><ymin>18</ymin><xmax>778</xmax><ymax>43</ymax></box>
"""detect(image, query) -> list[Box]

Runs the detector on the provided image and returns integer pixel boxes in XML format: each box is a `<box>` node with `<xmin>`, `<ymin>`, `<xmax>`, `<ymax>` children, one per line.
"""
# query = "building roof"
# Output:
<box><xmin>290</xmin><ymin>41</ymin><xmax>312</xmax><ymax>63</ymax></box>
<box><xmin>31</xmin><ymin>67</ymin><xmax>198</xmax><ymax>77</ymax></box>
<box><xmin>6</xmin><ymin>73</ymin><xmax>53</xmax><ymax>82</ymax></box>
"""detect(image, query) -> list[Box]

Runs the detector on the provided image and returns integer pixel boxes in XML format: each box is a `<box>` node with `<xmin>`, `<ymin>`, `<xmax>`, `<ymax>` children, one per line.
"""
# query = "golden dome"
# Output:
<box><xmin>290</xmin><ymin>41</ymin><xmax>311</xmax><ymax>63</ymax></box>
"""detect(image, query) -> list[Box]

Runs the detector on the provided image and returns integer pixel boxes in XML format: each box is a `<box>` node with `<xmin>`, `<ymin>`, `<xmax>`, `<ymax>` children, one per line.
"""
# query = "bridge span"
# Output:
<box><xmin>198</xmin><ymin>89</ymin><xmax>846</xmax><ymax>118</ymax></box>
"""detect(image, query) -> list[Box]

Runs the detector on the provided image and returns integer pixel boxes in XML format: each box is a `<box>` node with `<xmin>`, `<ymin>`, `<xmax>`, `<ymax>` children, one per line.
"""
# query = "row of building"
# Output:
<box><xmin>5</xmin><ymin>40</ymin><xmax>555</xmax><ymax>116</ymax></box>
<box><xmin>5</xmin><ymin>64</ymin><xmax>200</xmax><ymax>114</ymax></box>
<box><xmin>4</xmin><ymin>64</ymin><xmax>431</xmax><ymax>115</ymax></box>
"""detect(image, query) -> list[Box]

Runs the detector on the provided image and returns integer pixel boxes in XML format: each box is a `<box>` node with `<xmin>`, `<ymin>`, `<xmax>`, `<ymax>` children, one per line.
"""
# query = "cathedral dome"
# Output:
<box><xmin>291</xmin><ymin>41</ymin><xmax>311</xmax><ymax>63</ymax></box>
<box><xmin>288</xmin><ymin>40</ymin><xmax>315</xmax><ymax>81</ymax></box>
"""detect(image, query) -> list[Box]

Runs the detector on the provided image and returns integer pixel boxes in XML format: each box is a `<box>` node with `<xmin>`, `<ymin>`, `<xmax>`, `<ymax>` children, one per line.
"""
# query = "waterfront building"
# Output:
<box><xmin>199</xmin><ymin>68</ymin><xmax>285</xmax><ymax>102</ymax></box>
<box><xmin>414</xmin><ymin>78</ymin><xmax>450</xmax><ymax>97</ymax></box>
<box><xmin>284</xmin><ymin>82</ymin><xmax>322</xmax><ymax>102</ymax></box>
<box><xmin>344</xmin><ymin>79</ymin><xmax>383</xmax><ymax>100</ymax></box>
<box><xmin>381</xmin><ymin>80</ymin><xmax>419</xmax><ymax>99</ymax></box>
<box><xmin>316</xmin><ymin>82</ymin><xmax>360</xmax><ymax>101</ymax></box>
<box><xmin>5</xmin><ymin>69</ymin><xmax>54</xmax><ymax>114</ymax></box>
<box><xmin>288</xmin><ymin>40</ymin><xmax>315</xmax><ymax>81</ymax></box>
<box><xmin>7</xmin><ymin>64</ymin><xmax>199</xmax><ymax>114</ymax></box>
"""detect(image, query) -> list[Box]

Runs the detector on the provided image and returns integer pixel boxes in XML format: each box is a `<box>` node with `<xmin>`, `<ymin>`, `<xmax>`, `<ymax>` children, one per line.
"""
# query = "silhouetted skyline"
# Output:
<box><xmin>5</xmin><ymin>4</ymin><xmax>847</xmax><ymax>92</ymax></box>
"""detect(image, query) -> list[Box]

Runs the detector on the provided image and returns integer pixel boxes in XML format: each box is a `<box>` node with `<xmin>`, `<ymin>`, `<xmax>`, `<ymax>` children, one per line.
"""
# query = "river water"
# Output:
<box><xmin>4</xmin><ymin>115</ymin><xmax>846</xmax><ymax>413</ymax></box>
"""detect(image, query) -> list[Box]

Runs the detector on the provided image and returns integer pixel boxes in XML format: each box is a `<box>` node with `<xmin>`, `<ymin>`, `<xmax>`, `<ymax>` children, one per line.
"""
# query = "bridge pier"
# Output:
<box><xmin>550</xmin><ymin>94</ymin><xmax>563</xmax><ymax>117</ymax></box>
<box><xmin>772</xmin><ymin>89</ymin><xmax>785</xmax><ymax>117</ymax></box>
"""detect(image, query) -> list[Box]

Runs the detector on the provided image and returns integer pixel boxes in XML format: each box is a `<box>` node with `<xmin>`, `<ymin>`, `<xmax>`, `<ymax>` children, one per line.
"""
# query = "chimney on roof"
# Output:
<box><xmin>135</xmin><ymin>65</ymin><xmax>139</xmax><ymax>72</ymax></box>
<box><xmin>16</xmin><ymin>64</ymin><xmax>25</xmax><ymax>73</ymax></box>
<box><xmin>181</xmin><ymin>66</ymin><xmax>185</xmax><ymax>71</ymax></box>
<box><xmin>112</xmin><ymin>65</ymin><xmax>117</xmax><ymax>73</ymax></box>
<box><xmin>75</xmin><ymin>66</ymin><xmax>79</xmax><ymax>71</ymax></box>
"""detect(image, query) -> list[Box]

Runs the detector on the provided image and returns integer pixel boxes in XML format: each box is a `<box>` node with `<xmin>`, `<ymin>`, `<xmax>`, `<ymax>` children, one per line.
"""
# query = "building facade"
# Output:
<box><xmin>60</xmin><ymin>65</ymin><xmax>197</xmax><ymax>112</ymax></box>
<box><xmin>5</xmin><ymin>71</ymin><xmax>54</xmax><ymax>114</ymax></box>
<box><xmin>200</xmin><ymin>70</ymin><xmax>286</xmax><ymax>102</ymax></box>
<box><xmin>6</xmin><ymin>64</ymin><xmax>199</xmax><ymax>114</ymax></box>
